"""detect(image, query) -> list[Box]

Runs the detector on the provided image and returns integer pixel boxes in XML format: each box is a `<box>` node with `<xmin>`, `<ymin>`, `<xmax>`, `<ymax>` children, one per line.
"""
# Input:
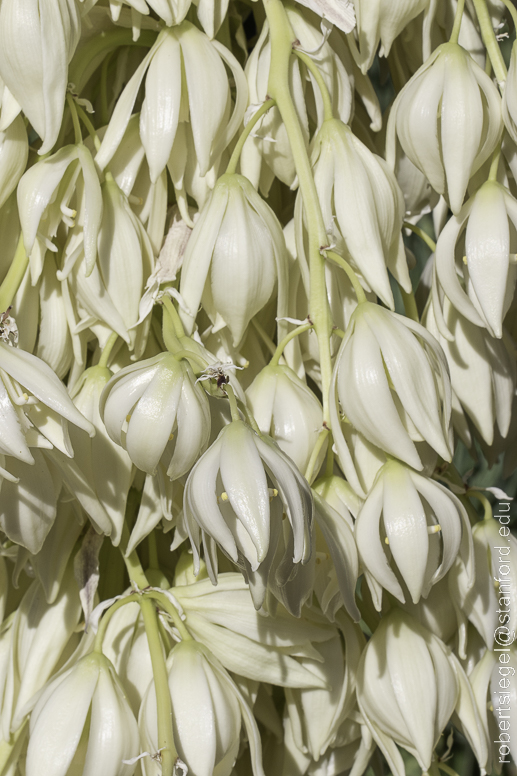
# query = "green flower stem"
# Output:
<box><xmin>251</xmin><ymin>317</ymin><xmax>277</xmax><ymax>358</ymax></box>
<box><xmin>66</xmin><ymin>93</ymin><xmax>82</xmax><ymax>144</ymax></box>
<box><xmin>466</xmin><ymin>490</ymin><xmax>494</xmax><ymax>520</ymax></box>
<box><xmin>262</xmin><ymin>0</ymin><xmax>333</xmax><ymax>424</ymax></box>
<box><xmin>403</xmin><ymin>221</ymin><xmax>437</xmax><ymax>252</ymax></box>
<box><xmin>119</xmin><ymin>522</ymin><xmax>177</xmax><ymax>776</ymax></box>
<box><xmin>304</xmin><ymin>427</ymin><xmax>329</xmax><ymax>483</ymax></box>
<box><xmin>149</xmin><ymin>591</ymin><xmax>192</xmax><ymax>641</ymax></box>
<box><xmin>98</xmin><ymin>332</ymin><xmax>118</xmax><ymax>368</ymax></box>
<box><xmin>501</xmin><ymin>0</ymin><xmax>517</xmax><ymax>30</ymax></box>
<box><xmin>69</xmin><ymin>29</ymin><xmax>157</xmax><ymax>95</ymax></box>
<box><xmin>0</xmin><ymin>235</ymin><xmax>29</xmax><ymax>312</ymax></box>
<box><xmin>400</xmin><ymin>287</ymin><xmax>419</xmax><ymax>322</ymax></box>
<box><xmin>488</xmin><ymin>142</ymin><xmax>502</xmax><ymax>181</ymax></box>
<box><xmin>75</xmin><ymin>103</ymin><xmax>101</xmax><ymax>152</ymax></box>
<box><xmin>449</xmin><ymin>0</ymin><xmax>466</xmax><ymax>44</ymax></box>
<box><xmin>294</xmin><ymin>50</ymin><xmax>334</xmax><ymax>122</ymax></box>
<box><xmin>238</xmin><ymin>398</ymin><xmax>263</xmax><ymax>435</ymax></box>
<box><xmin>471</xmin><ymin>0</ymin><xmax>507</xmax><ymax>83</ymax></box>
<box><xmin>172</xmin><ymin>349</ymin><xmax>209</xmax><ymax>370</ymax></box>
<box><xmin>225</xmin><ymin>98</ymin><xmax>276</xmax><ymax>175</ymax></box>
<box><xmin>325</xmin><ymin>250</ymin><xmax>367</xmax><ymax>304</ymax></box>
<box><xmin>93</xmin><ymin>593</ymin><xmax>141</xmax><ymax>654</ymax></box>
<box><xmin>269</xmin><ymin>321</ymin><xmax>313</xmax><ymax>366</ymax></box>
<box><xmin>162</xmin><ymin>295</ymin><xmax>186</xmax><ymax>338</ymax></box>
<box><xmin>224</xmin><ymin>383</ymin><xmax>241</xmax><ymax>422</ymax></box>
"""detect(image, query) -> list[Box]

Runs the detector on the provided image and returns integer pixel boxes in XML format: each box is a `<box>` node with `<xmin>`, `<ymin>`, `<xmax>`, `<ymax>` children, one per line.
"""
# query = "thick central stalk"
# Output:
<box><xmin>262</xmin><ymin>0</ymin><xmax>333</xmax><ymax>423</ymax></box>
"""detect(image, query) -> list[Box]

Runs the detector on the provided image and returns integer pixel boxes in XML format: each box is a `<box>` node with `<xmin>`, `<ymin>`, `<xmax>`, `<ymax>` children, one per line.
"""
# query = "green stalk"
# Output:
<box><xmin>304</xmin><ymin>427</ymin><xmax>329</xmax><ymax>483</ymax></box>
<box><xmin>224</xmin><ymin>383</ymin><xmax>241</xmax><ymax>421</ymax></box>
<box><xmin>98</xmin><ymin>332</ymin><xmax>118</xmax><ymax>368</ymax></box>
<box><xmin>0</xmin><ymin>235</ymin><xmax>29</xmax><ymax>312</ymax></box>
<box><xmin>225</xmin><ymin>99</ymin><xmax>276</xmax><ymax>175</ymax></box>
<box><xmin>262</xmin><ymin>0</ymin><xmax>333</xmax><ymax>424</ymax></box>
<box><xmin>269</xmin><ymin>321</ymin><xmax>313</xmax><ymax>366</ymax></box>
<box><xmin>325</xmin><ymin>250</ymin><xmax>367</xmax><ymax>304</ymax></box>
<box><xmin>471</xmin><ymin>0</ymin><xmax>507</xmax><ymax>83</ymax></box>
<box><xmin>449</xmin><ymin>0</ymin><xmax>466</xmax><ymax>44</ymax></box>
<box><xmin>93</xmin><ymin>593</ymin><xmax>141</xmax><ymax>654</ymax></box>
<box><xmin>294</xmin><ymin>50</ymin><xmax>334</xmax><ymax>122</ymax></box>
<box><xmin>403</xmin><ymin>221</ymin><xmax>437</xmax><ymax>252</ymax></box>
<box><xmin>66</xmin><ymin>93</ymin><xmax>83</xmax><ymax>145</ymax></box>
<box><xmin>119</xmin><ymin>524</ymin><xmax>177</xmax><ymax>776</ymax></box>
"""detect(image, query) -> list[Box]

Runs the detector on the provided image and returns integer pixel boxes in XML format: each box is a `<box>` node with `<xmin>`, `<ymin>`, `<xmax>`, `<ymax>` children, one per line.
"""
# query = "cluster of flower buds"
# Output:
<box><xmin>0</xmin><ymin>0</ymin><xmax>515</xmax><ymax>774</ymax></box>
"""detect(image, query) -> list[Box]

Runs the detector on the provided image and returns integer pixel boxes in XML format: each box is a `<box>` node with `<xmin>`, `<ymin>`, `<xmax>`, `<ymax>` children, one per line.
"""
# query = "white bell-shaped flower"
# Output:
<box><xmin>309</xmin><ymin>118</ymin><xmax>410</xmax><ymax>309</ymax></box>
<box><xmin>349</xmin><ymin>0</ymin><xmax>428</xmax><ymax>73</ymax></box>
<box><xmin>26</xmin><ymin>652</ymin><xmax>139</xmax><ymax>776</ymax></box>
<box><xmin>355</xmin><ymin>459</ymin><xmax>473</xmax><ymax>608</ymax></box>
<box><xmin>357</xmin><ymin>609</ymin><xmax>459</xmax><ymax>776</ymax></box>
<box><xmin>0</xmin><ymin>0</ymin><xmax>81</xmax><ymax>154</ymax></box>
<box><xmin>434</xmin><ymin>180</ymin><xmax>517</xmax><ymax>339</ymax></box>
<box><xmin>100</xmin><ymin>351</ymin><xmax>210</xmax><ymax>479</ymax></box>
<box><xmin>386</xmin><ymin>42</ymin><xmax>502</xmax><ymax>214</ymax></box>
<box><xmin>179</xmin><ymin>173</ymin><xmax>288</xmax><ymax>346</ymax></box>
<box><xmin>95</xmin><ymin>22</ymin><xmax>247</xmax><ymax>183</ymax></box>
<box><xmin>330</xmin><ymin>302</ymin><xmax>452</xmax><ymax>470</ymax></box>
<box><xmin>184</xmin><ymin>419</ymin><xmax>313</xmax><ymax>584</ymax></box>
<box><xmin>139</xmin><ymin>639</ymin><xmax>265</xmax><ymax>776</ymax></box>
<box><xmin>424</xmin><ymin>296</ymin><xmax>516</xmax><ymax>447</ymax></box>
<box><xmin>245</xmin><ymin>364</ymin><xmax>323</xmax><ymax>474</ymax></box>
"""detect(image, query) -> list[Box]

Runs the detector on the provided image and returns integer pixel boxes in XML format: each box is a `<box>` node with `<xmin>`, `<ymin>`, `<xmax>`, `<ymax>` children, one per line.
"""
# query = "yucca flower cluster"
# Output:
<box><xmin>0</xmin><ymin>0</ymin><xmax>515</xmax><ymax>775</ymax></box>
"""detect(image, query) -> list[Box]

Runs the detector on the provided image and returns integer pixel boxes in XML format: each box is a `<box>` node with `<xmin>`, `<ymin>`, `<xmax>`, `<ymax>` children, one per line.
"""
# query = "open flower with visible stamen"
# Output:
<box><xmin>355</xmin><ymin>459</ymin><xmax>473</xmax><ymax>609</ymax></box>
<box><xmin>184</xmin><ymin>419</ymin><xmax>313</xmax><ymax>606</ymax></box>
<box><xmin>330</xmin><ymin>302</ymin><xmax>452</xmax><ymax>470</ymax></box>
<box><xmin>386</xmin><ymin>42</ymin><xmax>502</xmax><ymax>214</ymax></box>
<box><xmin>100</xmin><ymin>351</ymin><xmax>211</xmax><ymax>479</ymax></box>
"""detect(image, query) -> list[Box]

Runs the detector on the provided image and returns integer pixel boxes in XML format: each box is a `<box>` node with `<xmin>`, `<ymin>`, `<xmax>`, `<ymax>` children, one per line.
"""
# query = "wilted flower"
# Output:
<box><xmin>139</xmin><ymin>639</ymin><xmax>265</xmax><ymax>776</ymax></box>
<box><xmin>245</xmin><ymin>364</ymin><xmax>323</xmax><ymax>474</ymax></box>
<box><xmin>330</xmin><ymin>302</ymin><xmax>452</xmax><ymax>470</ymax></box>
<box><xmin>95</xmin><ymin>22</ymin><xmax>247</xmax><ymax>183</ymax></box>
<box><xmin>0</xmin><ymin>0</ymin><xmax>81</xmax><ymax>154</ymax></box>
<box><xmin>355</xmin><ymin>459</ymin><xmax>472</xmax><ymax>608</ymax></box>
<box><xmin>357</xmin><ymin>609</ymin><xmax>459</xmax><ymax>776</ymax></box>
<box><xmin>100</xmin><ymin>351</ymin><xmax>210</xmax><ymax>478</ymax></box>
<box><xmin>184</xmin><ymin>419</ymin><xmax>313</xmax><ymax>593</ymax></box>
<box><xmin>179</xmin><ymin>173</ymin><xmax>288</xmax><ymax>346</ymax></box>
<box><xmin>387</xmin><ymin>42</ymin><xmax>502</xmax><ymax>214</ymax></box>
<box><xmin>434</xmin><ymin>180</ymin><xmax>517</xmax><ymax>339</ymax></box>
<box><xmin>309</xmin><ymin>118</ymin><xmax>410</xmax><ymax>309</ymax></box>
<box><xmin>26</xmin><ymin>652</ymin><xmax>139</xmax><ymax>776</ymax></box>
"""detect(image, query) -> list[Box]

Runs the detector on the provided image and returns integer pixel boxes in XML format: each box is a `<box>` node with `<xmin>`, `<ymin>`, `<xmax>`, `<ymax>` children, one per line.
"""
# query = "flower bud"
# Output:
<box><xmin>139</xmin><ymin>640</ymin><xmax>265</xmax><ymax>776</ymax></box>
<box><xmin>0</xmin><ymin>0</ymin><xmax>81</xmax><ymax>154</ymax></box>
<box><xmin>26</xmin><ymin>652</ymin><xmax>139</xmax><ymax>776</ymax></box>
<box><xmin>245</xmin><ymin>364</ymin><xmax>323</xmax><ymax>474</ymax></box>
<box><xmin>179</xmin><ymin>173</ymin><xmax>288</xmax><ymax>346</ymax></box>
<box><xmin>434</xmin><ymin>180</ymin><xmax>517</xmax><ymax>339</ymax></box>
<box><xmin>330</xmin><ymin>302</ymin><xmax>452</xmax><ymax>469</ymax></box>
<box><xmin>387</xmin><ymin>43</ymin><xmax>502</xmax><ymax>214</ymax></box>
<box><xmin>355</xmin><ymin>459</ymin><xmax>472</xmax><ymax>607</ymax></box>
<box><xmin>184</xmin><ymin>420</ymin><xmax>313</xmax><ymax>590</ymax></box>
<box><xmin>309</xmin><ymin>119</ymin><xmax>410</xmax><ymax>309</ymax></box>
<box><xmin>357</xmin><ymin>609</ymin><xmax>458</xmax><ymax>776</ymax></box>
<box><xmin>96</xmin><ymin>22</ymin><xmax>247</xmax><ymax>183</ymax></box>
<box><xmin>100</xmin><ymin>351</ymin><xmax>210</xmax><ymax>479</ymax></box>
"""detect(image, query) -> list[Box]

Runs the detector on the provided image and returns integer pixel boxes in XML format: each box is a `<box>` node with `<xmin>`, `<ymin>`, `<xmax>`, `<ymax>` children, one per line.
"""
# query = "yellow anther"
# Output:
<box><xmin>220</xmin><ymin>492</ymin><xmax>229</xmax><ymax>501</ymax></box>
<box><xmin>169</xmin><ymin>432</ymin><xmax>174</xmax><ymax>441</ymax></box>
<box><xmin>126</xmin><ymin>414</ymin><xmax>132</xmax><ymax>423</ymax></box>
<box><xmin>384</xmin><ymin>537</ymin><xmax>389</xmax><ymax>545</ymax></box>
<box><xmin>462</xmin><ymin>255</ymin><xmax>468</xmax><ymax>264</ymax></box>
<box><xmin>428</xmin><ymin>524</ymin><xmax>441</xmax><ymax>534</ymax></box>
